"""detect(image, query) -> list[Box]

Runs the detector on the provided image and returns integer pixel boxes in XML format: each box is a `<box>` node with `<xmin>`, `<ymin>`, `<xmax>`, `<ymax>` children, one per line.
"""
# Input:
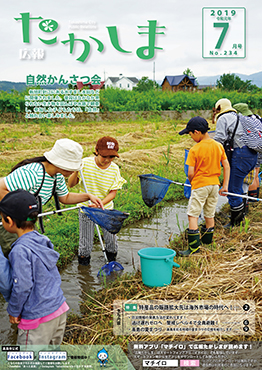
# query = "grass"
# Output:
<box><xmin>0</xmin><ymin>118</ymin><xmax>191</xmax><ymax>175</ymax></box>
<box><xmin>1</xmin><ymin>116</ymin><xmax>261</xmax><ymax>352</ymax></box>
<box><xmin>64</xmin><ymin>201</ymin><xmax>262</xmax><ymax>351</ymax></box>
<box><xmin>0</xmin><ymin>118</ymin><xmax>189</xmax><ymax>267</ymax></box>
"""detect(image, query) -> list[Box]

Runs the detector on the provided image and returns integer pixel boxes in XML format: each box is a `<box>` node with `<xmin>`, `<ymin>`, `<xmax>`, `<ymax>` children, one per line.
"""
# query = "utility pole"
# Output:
<box><xmin>153</xmin><ymin>62</ymin><xmax>155</xmax><ymax>81</ymax></box>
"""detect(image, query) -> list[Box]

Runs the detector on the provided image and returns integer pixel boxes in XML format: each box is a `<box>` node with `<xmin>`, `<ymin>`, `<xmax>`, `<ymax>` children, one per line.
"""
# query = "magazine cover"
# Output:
<box><xmin>0</xmin><ymin>0</ymin><xmax>261</xmax><ymax>369</ymax></box>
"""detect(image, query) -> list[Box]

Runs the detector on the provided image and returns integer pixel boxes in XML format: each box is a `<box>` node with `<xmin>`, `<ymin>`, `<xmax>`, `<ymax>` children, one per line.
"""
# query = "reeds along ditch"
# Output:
<box><xmin>63</xmin><ymin>199</ymin><xmax>262</xmax><ymax>350</ymax></box>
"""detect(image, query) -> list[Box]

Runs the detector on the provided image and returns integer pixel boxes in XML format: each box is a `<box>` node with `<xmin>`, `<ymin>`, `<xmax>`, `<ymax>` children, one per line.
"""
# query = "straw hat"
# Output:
<box><xmin>233</xmin><ymin>103</ymin><xmax>253</xmax><ymax>116</ymax></box>
<box><xmin>44</xmin><ymin>138</ymin><xmax>83</xmax><ymax>171</ymax></box>
<box><xmin>215</xmin><ymin>98</ymin><xmax>237</xmax><ymax>118</ymax></box>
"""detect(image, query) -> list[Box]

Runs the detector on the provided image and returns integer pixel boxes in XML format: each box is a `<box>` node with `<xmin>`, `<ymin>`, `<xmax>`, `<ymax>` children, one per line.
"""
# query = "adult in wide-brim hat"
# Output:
<box><xmin>213</xmin><ymin>98</ymin><xmax>257</xmax><ymax>228</ymax></box>
<box><xmin>212</xmin><ymin>98</ymin><xmax>237</xmax><ymax>123</ymax></box>
<box><xmin>233</xmin><ymin>102</ymin><xmax>262</xmax><ymax>203</ymax></box>
<box><xmin>44</xmin><ymin>138</ymin><xmax>83</xmax><ymax>171</ymax></box>
<box><xmin>233</xmin><ymin>102</ymin><xmax>253</xmax><ymax>116</ymax></box>
<box><xmin>0</xmin><ymin>138</ymin><xmax>104</xmax><ymax>257</ymax></box>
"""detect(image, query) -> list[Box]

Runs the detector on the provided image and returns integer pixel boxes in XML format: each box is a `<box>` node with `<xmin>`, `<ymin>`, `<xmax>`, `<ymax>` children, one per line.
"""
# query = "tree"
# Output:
<box><xmin>216</xmin><ymin>73</ymin><xmax>257</xmax><ymax>92</ymax></box>
<box><xmin>183</xmin><ymin>68</ymin><xmax>195</xmax><ymax>77</ymax></box>
<box><xmin>133</xmin><ymin>76</ymin><xmax>160</xmax><ymax>92</ymax></box>
<box><xmin>182</xmin><ymin>68</ymin><xmax>198</xmax><ymax>85</ymax></box>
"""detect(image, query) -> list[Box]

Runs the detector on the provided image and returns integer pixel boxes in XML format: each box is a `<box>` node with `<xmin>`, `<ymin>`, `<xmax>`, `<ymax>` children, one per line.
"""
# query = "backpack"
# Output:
<box><xmin>35</xmin><ymin>163</ymin><xmax>61</xmax><ymax>234</ymax></box>
<box><xmin>239</xmin><ymin>113</ymin><xmax>262</xmax><ymax>153</ymax></box>
<box><xmin>11</xmin><ymin>162</ymin><xmax>61</xmax><ymax>233</ymax></box>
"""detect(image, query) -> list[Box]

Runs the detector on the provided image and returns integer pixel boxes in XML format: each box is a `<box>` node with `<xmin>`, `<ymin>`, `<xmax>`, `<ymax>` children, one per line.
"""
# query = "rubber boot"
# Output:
<box><xmin>200</xmin><ymin>226</ymin><xmax>214</xmax><ymax>245</ymax></box>
<box><xmin>223</xmin><ymin>203</ymin><xmax>245</xmax><ymax>229</ymax></box>
<box><xmin>78</xmin><ymin>255</ymin><xmax>91</xmax><ymax>266</ymax></box>
<box><xmin>248</xmin><ymin>189</ymin><xmax>258</xmax><ymax>202</ymax></box>
<box><xmin>179</xmin><ymin>229</ymin><xmax>200</xmax><ymax>256</ymax></box>
<box><xmin>105</xmin><ymin>251</ymin><xmax>117</xmax><ymax>262</ymax></box>
<box><xmin>243</xmin><ymin>196</ymin><xmax>249</xmax><ymax>215</ymax></box>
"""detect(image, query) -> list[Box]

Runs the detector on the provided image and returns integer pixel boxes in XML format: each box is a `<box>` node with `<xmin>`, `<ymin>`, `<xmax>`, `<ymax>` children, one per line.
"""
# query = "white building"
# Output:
<box><xmin>104</xmin><ymin>74</ymin><xmax>139</xmax><ymax>90</ymax></box>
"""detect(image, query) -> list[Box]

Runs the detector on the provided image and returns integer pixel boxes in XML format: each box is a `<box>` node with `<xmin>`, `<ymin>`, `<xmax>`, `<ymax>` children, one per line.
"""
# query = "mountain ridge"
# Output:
<box><xmin>197</xmin><ymin>71</ymin><xmax>262</xmax><ymax>87</ymax></box>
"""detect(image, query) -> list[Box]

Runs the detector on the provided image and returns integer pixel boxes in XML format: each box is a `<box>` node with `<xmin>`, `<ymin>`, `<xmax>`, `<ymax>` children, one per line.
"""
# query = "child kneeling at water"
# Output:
<box><xmin>178</xmin><ymin>117</ymin><xmax>230</xmax><ymax>256</ymax></box>
<box><xmin>68</xmin><ymin>136</ymin><xmax>126</xmax><ymax>265</ymax></box>
<box><xmin>0</xmin><ymin>189</ymin><xmax>69</xmax><ymax>345</ymax></box>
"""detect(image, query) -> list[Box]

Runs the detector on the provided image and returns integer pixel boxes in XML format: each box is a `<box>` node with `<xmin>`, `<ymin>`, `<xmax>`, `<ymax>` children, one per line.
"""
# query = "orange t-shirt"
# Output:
<box><xmin>186</xmin><ymin>138</ymin><xmax>227</xmax><ymax>190</ymax></box>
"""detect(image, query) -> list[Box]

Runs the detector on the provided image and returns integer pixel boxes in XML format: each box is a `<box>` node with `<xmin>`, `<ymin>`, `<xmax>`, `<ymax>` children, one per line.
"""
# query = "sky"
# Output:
<box><xmin>1</xmin><ymin>0</ymin><xmax>262</xmax><ymax>84</ymax></box>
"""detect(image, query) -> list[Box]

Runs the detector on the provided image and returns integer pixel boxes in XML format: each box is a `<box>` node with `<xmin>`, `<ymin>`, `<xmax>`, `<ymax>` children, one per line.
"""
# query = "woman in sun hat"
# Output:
<box><xmin>213</xmin><ymin>98</ymin><xmax>257</xmax><ymax>228</ymax></box>
<box><xmin>233</xmin><ymin>102</ymin><xmax>262</xmax><ymax>204</ymax></box>
<box><xmin>0</xmin><ymin>138</ymin><xmax>104</xmax><ymax>256</ymax></box>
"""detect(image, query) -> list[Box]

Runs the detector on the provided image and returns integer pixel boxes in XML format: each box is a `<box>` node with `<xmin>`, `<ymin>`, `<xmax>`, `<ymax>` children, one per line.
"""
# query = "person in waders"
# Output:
<box><xmin>68</xmin><ymin>136</ymin><xmax>126</xmax><ymax>266</ymax></box>
<box><xmin>0</xmin><ymin>138</ymin><xmax>104</xmax><ymax>258</ymax></box>
<box><xmin>178</xmin><ymin>117</ymin><xmax>230</xmax><ymax>256</ymax></box>
<box><xmin>213</xmin><ymin>98</ymin><xmax>258</xmax><ymax>228</ymax></box>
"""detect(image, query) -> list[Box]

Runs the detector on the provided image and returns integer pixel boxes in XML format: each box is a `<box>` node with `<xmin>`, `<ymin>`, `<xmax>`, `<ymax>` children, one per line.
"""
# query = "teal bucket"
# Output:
<box><xmin>138</xmin><ymin>247</ymin><xmax>180</xmax><ymax>287</ymax></box>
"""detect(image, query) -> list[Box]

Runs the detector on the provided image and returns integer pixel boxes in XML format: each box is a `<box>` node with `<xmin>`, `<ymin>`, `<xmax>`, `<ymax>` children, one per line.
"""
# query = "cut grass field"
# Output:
<box><xmin>1</xmin><ymin>117</ymin><xmax>261</xmax><ymax>349</ymax></box>
<box><xmin>0</xmin><ymin>117</ymin><xmax>193</xmax><ymax>268</ymax></box>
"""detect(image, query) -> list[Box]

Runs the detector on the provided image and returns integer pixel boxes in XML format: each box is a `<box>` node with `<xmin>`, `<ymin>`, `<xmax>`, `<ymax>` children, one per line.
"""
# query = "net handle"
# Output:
<box><xmin>80</xmin><ymin>170</ymin><xmax>108</xmax><ymax>263</ymax></box>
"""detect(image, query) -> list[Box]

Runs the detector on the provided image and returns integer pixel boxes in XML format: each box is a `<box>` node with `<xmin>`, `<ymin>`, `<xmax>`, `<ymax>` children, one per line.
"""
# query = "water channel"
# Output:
<box><xmin>0</xmin><ymin>197</ymin><xmax>227</xmax><ymax>344</ymax></box>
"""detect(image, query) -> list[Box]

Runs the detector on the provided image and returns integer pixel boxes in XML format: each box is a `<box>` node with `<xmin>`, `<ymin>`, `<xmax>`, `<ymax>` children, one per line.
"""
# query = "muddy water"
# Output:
<box><xmin>0</xmin><ymin>197</ymin><xmax>227</xmax><ymax>344</ymax></box>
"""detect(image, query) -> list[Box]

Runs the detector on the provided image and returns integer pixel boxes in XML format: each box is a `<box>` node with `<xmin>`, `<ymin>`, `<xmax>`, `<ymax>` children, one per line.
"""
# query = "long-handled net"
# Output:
<box><xmin>97</xmin><ymin>260</ymin><xmax>124</xmax><ymax>276</ymax></box>
<box><xmin>139</xmin><ymin>173</ymin><xmax>262</xmax><ymax>208</ymax></box>
<box><xmin>138</xmin><ymin>174</ymin><xmax>174</xmax><ymax>207</ymax></box>
<box><xmin>80</xmin><ymin>207</ymin><xmax>127</xmax><ymax>276</ymax></box>
<box><xmin>79</xmin><ymin>169</ymin><xmax>127</xmax><ymax>277</ymax></box>
<box><xmin>81</xmin><ymin>206</ymin><xmax>129</xmax><ymax>234</ymax></box>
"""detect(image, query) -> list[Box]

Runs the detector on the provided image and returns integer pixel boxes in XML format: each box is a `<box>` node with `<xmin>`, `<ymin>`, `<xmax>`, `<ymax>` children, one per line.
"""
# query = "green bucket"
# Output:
<box><xmin>138</xmin><ymin>247</ymin><xmax>180</xmax><ymax>287</ymax></box>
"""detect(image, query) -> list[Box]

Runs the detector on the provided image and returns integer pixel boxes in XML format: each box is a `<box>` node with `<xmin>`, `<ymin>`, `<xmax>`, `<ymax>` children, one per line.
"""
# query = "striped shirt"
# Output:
<box><xmin>4</xmin><ymin>162</ymin><xmax>68</xmax><ymax>205</ymax></box>
<box><xmin>79</xmin><ymin>156</ymin><xmax>126</xmax><ymax>209</ymax></box>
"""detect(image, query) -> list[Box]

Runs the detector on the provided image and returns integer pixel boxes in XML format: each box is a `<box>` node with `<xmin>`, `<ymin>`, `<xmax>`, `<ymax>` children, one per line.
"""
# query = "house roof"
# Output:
<box><xmin>162</xmin><ymin>74</ymin><xmax>198</xmax><ymax>87</ymax></box>
<box><xmin>107</xmin><ymin>76</ymin><xmax>139</xmax><ymax>84</ymax></box>
<box><xmin>76</xmin><ymin>81</ymin><xmax>105</xmax><ymax>90</ymax></box>
<box><xmin>126</xmin><ymin>77</ymin><xmax>139</xmax><ymax>83</ymax></box>
<box><xmin>107</xmin><ymin>77</ymin><xmax>119</xmax><ymax>83</ymax></box>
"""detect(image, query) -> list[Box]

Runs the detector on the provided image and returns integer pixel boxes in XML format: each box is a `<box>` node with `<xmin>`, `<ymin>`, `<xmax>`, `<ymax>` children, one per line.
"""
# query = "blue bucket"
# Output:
<box><xmin>138</xmin><ymin>247</ymin><xmax>180</xmax><ymax>287</ymax></box>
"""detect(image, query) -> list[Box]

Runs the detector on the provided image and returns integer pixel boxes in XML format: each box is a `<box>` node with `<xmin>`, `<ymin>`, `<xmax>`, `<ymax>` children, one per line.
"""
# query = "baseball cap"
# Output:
<box><xmin>179</xmin><ymin>116</ymin><xmax>210</xmax><ymax>135</ymax></box>
<box><xmin>0</xmin><ymin>189</ymin><xmax>38</xmax><ymax>221</ymax></box>
<box><xmin>95</xmin><ymin>137</ymin><xmax>119</xmax><ymax>157</ymax></box>
<box><xmin>44</xmin><ymin>138</ymin><xmax>83</xmax><ymax>171</ymax></box>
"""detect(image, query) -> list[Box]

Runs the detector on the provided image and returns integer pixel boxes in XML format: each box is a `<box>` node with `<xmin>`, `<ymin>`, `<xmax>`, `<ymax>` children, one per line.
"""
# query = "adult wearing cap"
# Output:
<box><xmin>233</xmin><ymin>103</ymin><xmax>262</xmax><ymax>202</ymax></box>
<box><xmin>0</xmin><ymin>138</ymin><xmax>104</xmax><ymax>256</ymax></box>
<box><xmin>213</xmin><ymin>98</ymin><xmax>257</xmax><ymax>227</ymax></box>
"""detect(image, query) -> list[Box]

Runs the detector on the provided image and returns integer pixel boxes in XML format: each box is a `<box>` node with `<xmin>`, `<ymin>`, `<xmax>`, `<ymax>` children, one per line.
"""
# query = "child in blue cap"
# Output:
<box><xmin>0</xmin><ymin>189</ymin><xmax>69</xmax><ymax>345</ymax></box>
<box><xmin>178</xmin><ymin>116</ymin><xmax>230</xmax><ymax>256</ymax></box>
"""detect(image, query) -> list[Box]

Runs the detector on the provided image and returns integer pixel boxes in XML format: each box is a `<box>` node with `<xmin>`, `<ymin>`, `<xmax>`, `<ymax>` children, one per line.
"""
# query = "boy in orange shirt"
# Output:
<box><xmin>178</xmin><ymin>117</ymin><xmax>230</xmax><ymax>256</ymax></box>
